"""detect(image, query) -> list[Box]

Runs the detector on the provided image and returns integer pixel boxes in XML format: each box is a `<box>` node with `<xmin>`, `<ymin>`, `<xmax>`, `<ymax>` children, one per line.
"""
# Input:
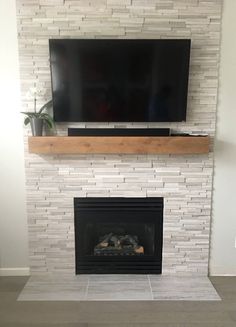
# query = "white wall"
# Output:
<box><xmin>0</xmin><ymin>0</ymin><xmax>29</xmax><ymax>276</ymax></box>
<box><xmin>210</xmin><ymin>0</ymin><xmax>236</xmax><ymax>275</ymax></box>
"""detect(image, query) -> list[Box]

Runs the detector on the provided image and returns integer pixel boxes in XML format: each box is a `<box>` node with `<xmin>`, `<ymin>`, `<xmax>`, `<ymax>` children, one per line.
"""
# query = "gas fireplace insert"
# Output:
<box><xmin>74</xmin><ymin>198</ymin><xmax>163</xmax><ymax>274</ymax></box>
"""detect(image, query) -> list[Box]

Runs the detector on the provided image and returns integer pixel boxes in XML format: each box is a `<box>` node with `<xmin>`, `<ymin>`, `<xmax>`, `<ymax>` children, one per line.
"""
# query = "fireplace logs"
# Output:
<box><xmin>94</xmin><ymin>233</ymin><xmax>144</xmax><ymax>256</ymax></box>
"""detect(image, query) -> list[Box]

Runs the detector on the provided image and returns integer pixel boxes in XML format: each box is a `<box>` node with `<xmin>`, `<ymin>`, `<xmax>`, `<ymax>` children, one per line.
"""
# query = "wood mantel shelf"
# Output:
<box><xmin>28</xmin><ymin>136</ymin><xmax>210</xmax><ymax>155</ymax></box>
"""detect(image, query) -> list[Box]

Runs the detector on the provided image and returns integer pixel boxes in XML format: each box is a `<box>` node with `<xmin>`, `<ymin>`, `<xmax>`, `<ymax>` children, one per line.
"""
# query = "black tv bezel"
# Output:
<box><xmin>49</xmin><ymin>39</ymin><xmax>191</xmax><ymax>123</ymax></box>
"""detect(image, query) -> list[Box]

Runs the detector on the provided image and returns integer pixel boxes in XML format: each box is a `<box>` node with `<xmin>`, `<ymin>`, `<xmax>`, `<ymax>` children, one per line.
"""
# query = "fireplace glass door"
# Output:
<box><xmin>74</xmin><ymin>198</ymin><xmax>163</xmax><ymax>274</ymax></box>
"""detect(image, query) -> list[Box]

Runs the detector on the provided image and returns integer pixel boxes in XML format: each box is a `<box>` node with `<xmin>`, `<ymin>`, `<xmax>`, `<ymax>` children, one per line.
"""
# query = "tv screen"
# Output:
<box><xmin>49</xmin><ymin>39</ymin><xmax>191</xmax><ymax>122</ymax></box>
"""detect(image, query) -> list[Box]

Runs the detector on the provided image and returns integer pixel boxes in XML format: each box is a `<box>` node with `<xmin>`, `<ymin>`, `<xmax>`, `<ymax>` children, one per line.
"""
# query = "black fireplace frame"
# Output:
<box><xmin>74</xmin><ymin>197</ymin><xmax>163</xmax><ymax>274</ymax></box>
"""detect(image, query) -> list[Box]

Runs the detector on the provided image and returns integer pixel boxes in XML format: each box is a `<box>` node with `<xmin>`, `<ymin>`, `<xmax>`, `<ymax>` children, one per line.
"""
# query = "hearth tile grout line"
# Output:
<box><xmin>148</xmin><ymin>275</ymin><xmax>154</xmax><ymax>300</ymax></box>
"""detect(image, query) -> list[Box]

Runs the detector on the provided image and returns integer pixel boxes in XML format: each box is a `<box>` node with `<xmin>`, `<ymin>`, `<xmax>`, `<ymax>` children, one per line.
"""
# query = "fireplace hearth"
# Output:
<box><xmin>74</xmin><ymin>198</ymin><xmax>163</xmax><ymax>274</ymax></box>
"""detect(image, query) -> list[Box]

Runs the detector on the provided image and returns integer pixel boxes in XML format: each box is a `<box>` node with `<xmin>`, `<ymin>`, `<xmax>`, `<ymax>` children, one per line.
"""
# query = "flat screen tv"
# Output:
<box><xmin>49</xmin><ymin>39</ymin><xmax>191</xmax><ymax>122</ymax></box>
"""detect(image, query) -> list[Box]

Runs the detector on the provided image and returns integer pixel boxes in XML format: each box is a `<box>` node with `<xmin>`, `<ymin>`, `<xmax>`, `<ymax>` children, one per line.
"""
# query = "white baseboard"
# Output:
<box><xmin>0</xmin><ymin>267</ymin><xmax>30</xmax><ymax>276</ymax></box>
<box><xmin>210</xmin><ymin>266</ymin><xmax>236</xmax><ymax>276</ymax></box>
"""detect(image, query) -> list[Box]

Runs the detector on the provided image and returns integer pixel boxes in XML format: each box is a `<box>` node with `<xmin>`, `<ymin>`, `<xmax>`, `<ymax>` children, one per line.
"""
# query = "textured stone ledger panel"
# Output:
<box><xmin>16</xmin><ymin>0</ymin><xmax>222</xmax><ymax>275</ymax></box>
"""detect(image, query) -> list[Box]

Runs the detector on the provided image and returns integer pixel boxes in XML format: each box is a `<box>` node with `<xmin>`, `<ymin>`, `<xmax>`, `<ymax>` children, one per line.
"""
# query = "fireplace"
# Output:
<box><xmin>74</xmin><ymin>198</ymin><xmax>163</xmax><ymax>274</ymax></box>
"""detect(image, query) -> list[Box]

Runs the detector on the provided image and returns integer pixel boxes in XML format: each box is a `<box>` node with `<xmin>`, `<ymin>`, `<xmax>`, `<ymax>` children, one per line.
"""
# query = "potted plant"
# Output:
<box><xmin>21</xmin><ymin>87</ymin><xmax>54</xmax><ymax>136</ymax></box>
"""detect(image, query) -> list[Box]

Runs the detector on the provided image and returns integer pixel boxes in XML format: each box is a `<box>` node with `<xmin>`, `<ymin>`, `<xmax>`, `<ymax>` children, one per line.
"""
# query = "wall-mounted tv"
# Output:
<box><xmin>49</xmin><ymin>39</ymin><xmax>191</xmax><ymax>122</ymax></box>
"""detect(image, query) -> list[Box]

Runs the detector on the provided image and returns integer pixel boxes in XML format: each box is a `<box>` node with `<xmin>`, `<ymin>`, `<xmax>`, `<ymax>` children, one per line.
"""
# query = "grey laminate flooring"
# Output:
<box><xmin>1</xmin><ymin>276</ymin><xmax>236</xmax><ymax>326</ymax></box>
<box><xmin>18</xmin><ymin>275</ymin><xmax>220</xmax><ymax>301</ymax></box>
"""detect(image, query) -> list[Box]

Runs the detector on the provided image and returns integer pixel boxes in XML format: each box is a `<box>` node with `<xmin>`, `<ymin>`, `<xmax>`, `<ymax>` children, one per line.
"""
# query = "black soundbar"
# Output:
<box><xmin>68</xmin><ymin>128</ymin><xmax>170</xmax><ymax>137</ymax></box>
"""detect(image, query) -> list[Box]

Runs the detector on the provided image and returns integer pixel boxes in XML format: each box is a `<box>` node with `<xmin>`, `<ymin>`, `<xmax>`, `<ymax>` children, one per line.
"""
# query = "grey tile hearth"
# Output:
<box><xmin>18</xmin><ymin>275</ymin><xmax>220</xmax><ymax>302</ymax></box>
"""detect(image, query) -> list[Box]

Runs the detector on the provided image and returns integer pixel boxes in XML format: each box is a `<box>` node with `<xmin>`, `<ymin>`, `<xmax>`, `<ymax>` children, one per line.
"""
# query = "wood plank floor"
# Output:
<box><xmin>0</xmin><ymin>276</ymin><xmax>236</xmax><ymax>326</ymax></box>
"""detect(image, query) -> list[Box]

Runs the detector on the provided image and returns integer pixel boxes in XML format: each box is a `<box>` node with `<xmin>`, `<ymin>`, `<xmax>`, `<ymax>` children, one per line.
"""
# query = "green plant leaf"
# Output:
<box><xmin>38</xmin><ymin>99</ymin><xmax>53</xmax><ymax>114</ymax></box>
<box><xmin>40</xmin><ymin>113</ymin><xmax>55</xmax><ymax>129</ymax></box>
<box><xmin>24</xmin><ymin>117</ymin><xmax>30</xmax><ymax>125</ymax></box>
<box><xmin>21</xmin><ymin>99</ymin><xmax>54</xmax><ymax>130</ymax></box>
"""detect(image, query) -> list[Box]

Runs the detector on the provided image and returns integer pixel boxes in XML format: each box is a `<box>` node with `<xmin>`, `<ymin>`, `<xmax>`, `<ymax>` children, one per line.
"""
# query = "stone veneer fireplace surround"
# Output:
<box><xmin>16</xmin><ymin>0</ymin><xmax>222</xmax><ymax>277</ymax></box>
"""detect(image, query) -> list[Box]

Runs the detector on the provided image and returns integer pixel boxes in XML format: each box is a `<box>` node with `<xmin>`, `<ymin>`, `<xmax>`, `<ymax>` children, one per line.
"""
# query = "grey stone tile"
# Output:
<box><xmin>149</xmin><ymin>276</ymin><xmax>221</xmax><ymax>301</ymax></box>
<box><xmin>88</xmin><ymin>274</ymin><xmax>149</xmax><ymax>283</ymax></box>
<box><xmin>86</xmin><ymin>280</ymin><xmax>152</xmax><ymax>301</ymax></box>
<box><xmin>18</xmin><ymin>285</ymin><xmax>88</xmax><ymax>301</ymax></box>
<box><xmin>17</xmin><ymin>276</ymin><xmax>221</xmax><ymax>302</ymax></box>
<box><xmin>18</xmin><ymin>276</ymin><xmax>88</xmax><ymax>301</ymax></box>
<box><xmin>28</xmin><ymin>274</ymin><xmax>89</xmax><ymax>284</ymax></box>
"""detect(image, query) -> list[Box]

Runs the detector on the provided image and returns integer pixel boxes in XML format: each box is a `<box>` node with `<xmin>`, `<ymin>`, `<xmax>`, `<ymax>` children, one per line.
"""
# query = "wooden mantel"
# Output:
<box><xmin>28</xmin><ymin>136</ymin><xmax>210</xmax><ymax>155</ymax></box>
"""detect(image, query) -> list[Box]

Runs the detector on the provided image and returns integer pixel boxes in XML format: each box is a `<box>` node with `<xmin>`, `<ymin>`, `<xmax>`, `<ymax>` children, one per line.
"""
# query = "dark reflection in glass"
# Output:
<box><xmin>49</xmin><ymin>39</ymin><xmax>191</xmax><ymax>122</ymax></box>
